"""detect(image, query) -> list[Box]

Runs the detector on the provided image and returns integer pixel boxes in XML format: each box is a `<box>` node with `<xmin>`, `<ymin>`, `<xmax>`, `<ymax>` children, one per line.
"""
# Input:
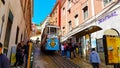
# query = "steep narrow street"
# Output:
<box><xmin>32</xmin><ymin>46</ymin><xmax>114</xmax><ymax>68</ymax></box>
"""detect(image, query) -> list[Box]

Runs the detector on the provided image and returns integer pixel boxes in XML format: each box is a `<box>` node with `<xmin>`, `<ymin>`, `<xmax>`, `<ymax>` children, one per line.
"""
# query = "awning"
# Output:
<box><xmin>74</xmin><ymin>26</ymin><xmax>102</xmax><ymax>38</ymax></box>
<box><xmin>60</xmin><ymin>22</ymin><xmax>102</xmax><ymax>42</ymax></box>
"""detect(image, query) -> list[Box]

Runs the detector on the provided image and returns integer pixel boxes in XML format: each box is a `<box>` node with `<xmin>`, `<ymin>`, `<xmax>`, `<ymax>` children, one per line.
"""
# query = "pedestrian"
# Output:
<box><xmin>69</xmin><ymin>42</ymin><xmax>73</xmax><ymax>58</ymax></box>
<box><xmin>66</xmin><ymin>42</ymin><xmax>71</xmax><ymax>58</ymax></box>
<box><xmin>20</xmin><ymin>41</ymin><xmax>25</xmax><ymax>66</ymax></box>
<box><xmin>0</xmin><ymin>42</ymin><xmax>10</xmax><ymax>68</ymax></box>
<box><xmin>63</xmin><ymin>42</ymin><xmax>67</xmax><ymax>57</ymax></box>
<box><xmin>61</xmin><ymin>43</ymin><xmax>64</xmax><ymax>56</ymax></box>
<box><xmin>24</xmin><ymin>41</ymin><xmax>30</xmax><ymax>68</ymax></box>
<box><xmin>36</xmin><ymin>38</ymin><xmax>40</xmax><ymax>47</ymax></box>
<box><xmin>78</xmin><ymin>42</ymin><xmax>82</xmax><ymax>58</ymax></box>
<box><xmin>89</xmin><ymin>48</ymin><xmax>100</xmax><ymax>68</ymax></box>
<box><xmin>14</xmin><ymin>43</ymin><xmax>22</xmax><ymax>67</ymax></box>
<box><xmin>73</xmin><ymin>43</ymin><xmax>77</xmax><ymax>57</ymax></box>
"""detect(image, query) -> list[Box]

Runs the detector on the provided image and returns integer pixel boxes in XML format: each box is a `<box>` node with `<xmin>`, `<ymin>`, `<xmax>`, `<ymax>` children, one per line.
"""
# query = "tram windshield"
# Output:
<box><xmin>47</xmin><ymin>25</ymin><xmax>59</xmax><ymax>36</ymax></box>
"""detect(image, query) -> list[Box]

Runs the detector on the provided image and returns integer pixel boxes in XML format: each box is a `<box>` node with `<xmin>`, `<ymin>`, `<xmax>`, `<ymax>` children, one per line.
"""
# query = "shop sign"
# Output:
<box><xmin>98</xmin><ymin>11</ymin><xmax>118</xmax><ymax>24</ymax></box>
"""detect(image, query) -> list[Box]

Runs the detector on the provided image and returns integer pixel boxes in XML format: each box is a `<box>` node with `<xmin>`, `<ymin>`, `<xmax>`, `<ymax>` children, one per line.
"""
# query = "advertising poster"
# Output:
<box><xmin>103</xmin><ymin>35</ymin><xmax>120</xmax><ymax>64</ymax></box>
<box><xmin>10</xmin><ymin>46</ymin><xmax>16</xmax><ymax>66</ymax></box>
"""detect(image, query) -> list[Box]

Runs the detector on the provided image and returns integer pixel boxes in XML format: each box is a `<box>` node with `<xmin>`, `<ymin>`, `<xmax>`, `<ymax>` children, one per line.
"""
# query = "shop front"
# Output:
<box><xmin>60</xmin><ymin>4</ymin><xmax>120</xmax><ymax>61</ymax></box>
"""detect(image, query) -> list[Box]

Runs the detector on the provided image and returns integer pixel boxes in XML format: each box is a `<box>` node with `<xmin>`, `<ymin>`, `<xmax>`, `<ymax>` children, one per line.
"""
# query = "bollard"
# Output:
<box><xmin>30</xmin><ymin>52</ymin><xmax>34</xmax><ymax>68</ymax></box>
<box><xmin>27</xmin><ymin>42</ymin><xmax>34</xmax><ymax>68</ymax></box>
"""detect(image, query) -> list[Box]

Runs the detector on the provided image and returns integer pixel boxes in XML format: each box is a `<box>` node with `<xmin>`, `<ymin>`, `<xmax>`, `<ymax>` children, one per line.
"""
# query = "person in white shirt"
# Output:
<box><xmin>61</xmin><ymin>43</ymin><xmax>64</xmax><ymax>56</ymax></box>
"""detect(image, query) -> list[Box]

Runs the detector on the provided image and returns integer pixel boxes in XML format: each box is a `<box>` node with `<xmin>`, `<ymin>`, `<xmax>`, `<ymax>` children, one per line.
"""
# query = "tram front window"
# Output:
<box><xmin>50</xmin><ymin>28</ymin><xmax>57</xmax><ymax>35</ymax></box>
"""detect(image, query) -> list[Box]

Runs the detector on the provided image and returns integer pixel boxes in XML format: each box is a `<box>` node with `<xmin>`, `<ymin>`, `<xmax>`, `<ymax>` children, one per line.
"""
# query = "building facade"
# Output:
<box><xmin>40</xmin><ymin>16</ymin><xmax>50</xmax><ymax>41</ymax></box>
<box><xmin>50</xmin><ymin>1</ymin><xmax>59</xmax><ymax>26</ymax></box>
<box><xmin>60</xmin><ymin>0</ymin><xmax>120</xmax><ymax>59</ymax></box>
<box><xmin>0</xmin><ymin>0</ymin><xmax>32</xmax><ymax>58</ymax></box>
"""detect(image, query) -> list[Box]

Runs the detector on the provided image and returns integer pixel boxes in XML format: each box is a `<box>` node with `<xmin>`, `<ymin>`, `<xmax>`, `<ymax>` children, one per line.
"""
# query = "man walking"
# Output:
<box><xmin>89</xmin><ymin>48</ymin><xmax>100</xmax><ymax>68</ymax></box>
<box><xmin>0</xmin><ymin>42</ymin><xmax>10</xmax><ymax>68</ymax></box>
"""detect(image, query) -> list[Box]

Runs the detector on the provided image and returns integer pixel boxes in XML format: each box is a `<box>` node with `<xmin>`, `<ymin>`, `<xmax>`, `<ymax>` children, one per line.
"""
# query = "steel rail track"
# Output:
<box><xmin>49</xmin><ymin>54</ymin><xmax>81</xmax><ymax>68</ymax></box>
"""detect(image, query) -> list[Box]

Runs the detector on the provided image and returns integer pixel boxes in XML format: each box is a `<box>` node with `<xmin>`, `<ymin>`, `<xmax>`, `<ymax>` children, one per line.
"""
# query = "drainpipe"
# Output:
<box><xmin>58</xmin><ymin>0</ymin><xmax>61</xmax><ymax>28</ymax></box>
<box><xmin>91</xmin><ymin>0</ymin><xmax>95</xmax><ymax>16</ymax></box>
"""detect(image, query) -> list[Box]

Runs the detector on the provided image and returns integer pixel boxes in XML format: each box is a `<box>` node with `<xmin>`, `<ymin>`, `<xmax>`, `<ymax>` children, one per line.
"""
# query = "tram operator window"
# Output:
<box><xmin>50</xmin><ymin>28</ymin><xmax>57</xmax><ymax>35</ymax></box>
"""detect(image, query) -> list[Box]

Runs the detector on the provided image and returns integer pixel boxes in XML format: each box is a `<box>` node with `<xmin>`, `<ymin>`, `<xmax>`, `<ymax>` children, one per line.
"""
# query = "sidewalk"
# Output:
<box><xmin>32</xmin><ymin>47</ymin><xmax>114</xmax><ymax>68</ymax></box>
<box><xmin>69</xmin><ymin>54</ymin><xmax>114</xmax><ymax>68</ymax></box>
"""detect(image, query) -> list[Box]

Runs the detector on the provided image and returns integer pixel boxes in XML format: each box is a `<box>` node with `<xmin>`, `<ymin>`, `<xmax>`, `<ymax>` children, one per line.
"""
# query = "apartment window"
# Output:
<box><xmin>56</xmin><ymin>18</ymin><xmax>57</xmax><ymax>23</ymax></box>
<box><xmin>56</xmin><ymin>9</ymin><xmax>57</xmax><ymax>13</ymax></box>
<box><xmin>62</xmin><ymin>7</ymin><xmax>65</xmax><ymax>16</ymax></box>
<box><xmin>4</xmin><ymin>10</ymin><xmax>13</xmax><ymax>55</ymax></box>
<box><xmin>68</xmin><ymin>21</ymin><xmax>72</xmax><ymax>31</ymax></box>
<box><xmin>1</xmin><ymin>0</ymin><xmax>5</xmax><ymax>4</ymax></box>
<box><xmin>67</xmin><ymin>0</ymin><xmax>71</xmax><ymax>10</ymax></box>
<box><xmin>74</xmin><ymin>14</ymin><xmax>79</xmax><ymax>26</ymax></box>
<box><xmin>63</xmin><ymin>7</ymin><xmax>65</xmax><ymax>10</ymax></box>
<box><xmin>68</xmin><ymin>9</ymin><xmax>71</xmax><ymax>14</ymax></box>
<box><xmin>15</xmin><ymin>26</ymin><xmax>19</xmax><ymax>44</ymax></box>
<box><xmin>71</xmin><ymin>0</ymin><xmax>79</xmax><ymax>4</ymax></box>
<box><xmin>62</xmin><ymin>27</ymin><xmax>65</xmax><ymax>29</ymax></box>
<box><xmin>103</xmin><ymin>0</ymin><xmax>112</xmax><ymax>6</ymax></box>
<box><xmin>83</xmin><ymin>6</ymin><xmax>88</xmax><ymax>19</ymax></box>
<box><xmin>0</xmin><ymin>15</ymin><xmax>5</xmax><ymax>39</ymax></box>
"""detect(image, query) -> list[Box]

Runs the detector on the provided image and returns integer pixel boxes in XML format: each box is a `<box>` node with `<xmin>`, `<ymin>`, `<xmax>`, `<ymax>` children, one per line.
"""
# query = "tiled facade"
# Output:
<box><xmin>50</xmin><ymin>2</ymin><xmax>59</xmax><ymax>26</ymax></box>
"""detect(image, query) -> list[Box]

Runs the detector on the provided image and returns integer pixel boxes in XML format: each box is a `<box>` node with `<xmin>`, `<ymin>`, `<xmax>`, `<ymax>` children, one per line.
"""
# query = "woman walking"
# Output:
<box><xmin>14</xmin><ymin>43</ymin><xmax>23</xmax><ymax>67</ymax></box>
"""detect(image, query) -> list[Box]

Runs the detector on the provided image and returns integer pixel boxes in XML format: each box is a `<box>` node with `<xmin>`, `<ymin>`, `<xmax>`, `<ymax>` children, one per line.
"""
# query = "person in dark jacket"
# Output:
<box><xmin>0</xmin><ymin>42</ymin><xmax>10</xmax><ymax>68</ymax></box>
<box><xmin>24</xmin><ymin>41</ymin><xmax>30</xmax><ymax>68</ymax></box>
<box><xmin>14</xmin><ymin>43</ymin><xmax>23</xmax><ymax>67</ymax></box>
<box><xmin>89</xmin><ymin>48</ymin><xmax>100</xmax><ymax>68</ymax></box>
<box><xmin>73</xmin><ymin>43</ymin><xmax>77</xmax><ymax>57</ymax></box>
<box><xmin>19</xmin><ymin>41</ymin><xmax>25</xmax><ymax>66</ymax></box>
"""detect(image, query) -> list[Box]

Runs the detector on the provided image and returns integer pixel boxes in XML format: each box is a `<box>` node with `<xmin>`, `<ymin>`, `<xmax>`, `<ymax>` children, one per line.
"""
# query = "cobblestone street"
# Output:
<box><xmin>33</xmin><ymin>47</ymin><xmax>58</xmax><ymax>68</ymax></box>
<box><xmin>33</xmin><ymin>47</ymin><xmax>114</xmax><ymax>68</ymax></box>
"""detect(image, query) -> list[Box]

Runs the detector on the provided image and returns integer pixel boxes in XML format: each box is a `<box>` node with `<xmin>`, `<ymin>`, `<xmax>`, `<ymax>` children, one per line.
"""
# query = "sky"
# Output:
<box><xmin>32</xmin><ymin>0</ymin><xmax>56</xmax><ymax>24</ymax></box>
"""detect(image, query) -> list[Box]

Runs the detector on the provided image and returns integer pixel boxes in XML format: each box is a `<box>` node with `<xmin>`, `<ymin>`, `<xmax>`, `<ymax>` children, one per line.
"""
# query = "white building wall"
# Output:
<box><xmin>0</xmin><ymin>0</ymin><xmax>9</xmax><ymax>43</ymax></box>
<box><xmin>0</xmin><ymin>0</ymin><xmax>27</xmax><ymax>58</ymax></box>
<box><xmin>96</xmin><ymin>6</ymin><xmax>120</xmax><ymax>39</ymax></box>
<box><xmin>40</xmin><ymin>16</ymin><xmax>50</xmax><ymax>41</ymax></box>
